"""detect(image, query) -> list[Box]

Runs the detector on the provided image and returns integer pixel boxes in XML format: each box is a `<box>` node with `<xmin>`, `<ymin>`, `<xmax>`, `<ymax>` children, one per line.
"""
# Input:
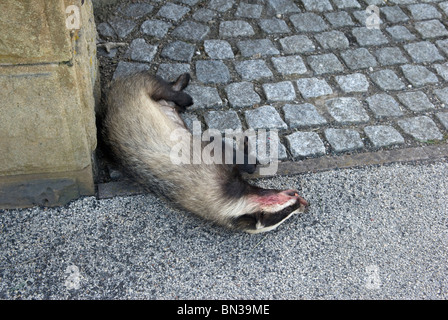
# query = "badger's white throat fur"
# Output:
<box><xmin>102</xmin><ymin>72</ymin><xmax>308</xmax><ymax>233</ymax></box>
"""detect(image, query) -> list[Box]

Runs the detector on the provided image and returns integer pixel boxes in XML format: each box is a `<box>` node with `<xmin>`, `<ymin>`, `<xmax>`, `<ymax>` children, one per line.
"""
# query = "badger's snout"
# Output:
<box><xmin>232</xmin><ymin>189</ymin><xmax>308</xmax><ymax>234</ymax></box>
<box><xmin>281</xmin><ymin>189</ymin><xmax>309</xmax><ymax>210</ymax></box>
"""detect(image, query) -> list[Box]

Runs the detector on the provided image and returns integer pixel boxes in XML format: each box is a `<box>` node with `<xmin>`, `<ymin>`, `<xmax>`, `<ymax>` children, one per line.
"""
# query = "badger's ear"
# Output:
<box><xmin>171</xmin><ymin>73</ymin><xmax>191</xmax><ymax>92</ymax></box>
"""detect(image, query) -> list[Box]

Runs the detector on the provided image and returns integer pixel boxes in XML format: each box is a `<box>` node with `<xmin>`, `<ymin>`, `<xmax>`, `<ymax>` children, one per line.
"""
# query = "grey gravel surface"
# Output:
<box><xmin>1</xmin><ymin>160</ymin><xmax>447</xmax><ymax>299</ymax></box>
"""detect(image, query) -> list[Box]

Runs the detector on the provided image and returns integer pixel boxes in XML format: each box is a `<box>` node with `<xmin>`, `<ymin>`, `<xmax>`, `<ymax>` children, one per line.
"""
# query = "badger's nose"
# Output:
<box><xmin>282</xmin><ymin>189</ymin><xmax>309</xmax><ymax>207</ymax></box>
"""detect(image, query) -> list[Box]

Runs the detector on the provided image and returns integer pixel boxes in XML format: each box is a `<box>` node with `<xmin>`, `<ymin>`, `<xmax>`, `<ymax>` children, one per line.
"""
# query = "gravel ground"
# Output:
<box><xmin>1</xmin><ymin>160</ymin><xmax>447</xmax><ymax>300</ymax></box>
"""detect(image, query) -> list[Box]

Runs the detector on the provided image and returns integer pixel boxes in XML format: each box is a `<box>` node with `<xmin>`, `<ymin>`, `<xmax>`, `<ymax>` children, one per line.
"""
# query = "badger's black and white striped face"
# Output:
<box><xmin>231</xmin><ymin>190</ymin><xmax>308</xmax><ymax>233</ymax></box>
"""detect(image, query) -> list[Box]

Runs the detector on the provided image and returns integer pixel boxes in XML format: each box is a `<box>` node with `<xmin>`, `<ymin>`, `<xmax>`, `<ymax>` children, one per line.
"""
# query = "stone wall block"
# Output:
<box><xmin>0</xmin><ymin>0</ymin><xmax>99</xmax><ymax>208</ymax></box>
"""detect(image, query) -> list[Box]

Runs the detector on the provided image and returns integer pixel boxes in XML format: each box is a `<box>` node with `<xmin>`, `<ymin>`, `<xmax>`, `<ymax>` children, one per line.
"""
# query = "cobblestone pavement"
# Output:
<box><xmin>96</xmin><ymin>0</ymin><xmax>448</xmax><ymax>172</ymax></box>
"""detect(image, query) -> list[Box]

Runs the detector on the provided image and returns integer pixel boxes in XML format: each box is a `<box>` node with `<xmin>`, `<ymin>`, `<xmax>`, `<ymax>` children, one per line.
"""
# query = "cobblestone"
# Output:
<box><xmin>407</xmin><ymin>4</ymin><xmax>442</xmax><ymax>20</ymax></box>
<box><xmin>119</xmin><ymin>3</ymin><xmax>154</xmax><ymax>18</ymax></box>
<box><xmin>100</xmin><ymin>0</ymin><xmax>448</xmax><ymax>164</ymax></box>
<box><xmin>141</xmin><ymin>20</ymin><xmax>172</xmax><ymax>38</ymax></box>
<box><xmin>271</xmin><ymin>56</ymin><xmax>307</xmax><ymax>75</ymax></box>
<box><xmin>397</xmin><ymin>91</ymin><xmax>435</xmax><ymax>112</ymax></box>
<box><xmin>314</xmin><ymin>31</ymin><xmax>349</xmax><ymax>50</ymax></box>
<box><xmin>258</xmin><ymin>19</ymin><xmax>291</xmax><ymax>34</ymax></box>
<box><xmin>333</xmin><ymin>0</ymin><xmax>360</xmax><ymax>10</ymax></box>
<box><xmin>235</xmin><ymin>2</ymin><xmax>263</xmax><ymax>18</ymax></box>
<box><xmin>208</xmin><ymin>0</ymin><xmax>234</xmax><ymax>12</ymax></box>
<box><xmin>108</xmin><ymin>18</ymin><xmax>136</xmax><ymax>39</ymax></box>
<box><xmin>184</xmin><ymin>85</ymin><xmax>222</xmax><ymax>109</ymax></box>
<box><xmin>366</xmin><ymin>94</ymin><xmax>404</xmax><ymax>119</ymax></box>
<box><xmin>437</xmin><ymin>39</ymin><xmax>448</xmax><ymax>56</ymax></box>
<box><xmin>302</xmin><ymin>0</ymin><xmax>333</xmax><ymax>12</ymax></box>
<box><xmin>225</xmin><ymin>82</ymin><xmax>261</xmax><ymax>108</ymax></box>
<box><xmin>97</xmin><ymin>22</ymin><xmax>116</xmax><ymax>38</ymax></box>
<box><xmin>352</xmin><ymin>10</ymin><xmax>382</xmax><ymax>26</ymax></box>
<box><xmin>381</xmin><ymin>6</ymin><xmax>409</xmax><ymax>23</ymax></box>
<box><xmin>335</xmin><ymin>73</ymin><xmax>369</xmax><ymax>93</ymax></box>
<box><xmin>204</xmin><ymin>110</ymin><xmax>242</xmax><ymax>133</ymax></box>
<box><xmin>255</xmin><ymin>132</ymin><xmax>288</xmax><ymax>163</ymax></box>
<box><xmin>326</xmin><ymin>97</ymin><xmax>370</xmax><ymax>124</ymax></box>
<box><xmin>404</xmin><ymin>41</ymin><xmax>444</xmax><ymax>63</ymax></box>
<box><xmin>441</xmin><ymin>2</ymin><xmax>448</xmax><ymax>16</ymax></box>
<box><xmin>324</xmin><ymin>128</ymin><xmax>364</xmax><ymax>152</ymax></box>
<box><xmin>414</xmin><ymin>20</ymin><xmax>448</xmax><ymax>39</ymax></box>
<box><xmin>352</xmin><ymin>27</ymin><xmax>389</xmax><ymax>46</ymax></box>
<box><xmin>263</xmin><ymin>81</ymin><xmax>296</xmax><ymax>102</ymax></box>
<box><xmin>296</xmin><ymin>78</ymin><xmax>333</xmax><ymax>99</ymax></box>
<box><xmin>437</xmin><ymin>112</ymin><xmax>448</xmax><ymax>130</ymax></box>
<box><xmin>219</xmin><ymin>21</ymin><xmax>254</xmax><ymax>38</ymax></box>
<box><xmin>433</xmin><ymin>87</ymin><xmax>448</xmax><ymax>105</ymax></box>
<box><xmin>286</xmin><ymin>132</ymin><xmax>326</xmax><ymax>158</ymax></box>
<box><xmin>192</xmin><ymin>8</ymin><xmax>216</xmax><ymax>22</ymax></box>
<box><xmin>266</xmin><ymin>0</ymin><xmax>300</xmax><ymax>15</ymax></box>
<box><xmin>283</xmin><ymin>103</ymin><xmax>327</xmax><ymax>128</ymax></box>
<box><xmin>204</xmin><ymin>40</ymin><xmax>234</xmax><ymax>59</ymax></box>
<box><xmin>234</xmin><ymin>60</ymin><xmax>273</xmax><ymax>81</ymax></box>
<box><xmin>374</xmin><ymin>47</ymin><xmax>408</xmax><ymax>66</ymax></box>
<box><xmin>172</xmin><ymin>21</ymin><xmax>210</xmax><ymax>41</ymax></box>
<box><xmin>161</xmin><ymin>41</ymin><xmax>194</xmax><ymax>62</ymax></box>
<box><xmin>398</xmin><ymin>116</ymin><xmax>443</xmax><ymax>142</ymax></box>
<box><xmin>401</xmin><ymin>65</ymin><xmax>439</xmax><ymax>87</ymax></box>
<box><xmin>364</xmin><ymin>126</ymin><xmax>405</xmax><ymax>148</ymax></box>
<box><xmin>434</xmin><ymin>63</ymin><xmax>448</xmax><ymax>81</ymax></box>
<box><xmin>244</xmin><ymin>106</ymin><xmax>287</xmax><ymax>130</ymax></box>
<box><xmin>307</xmin><ymin>53</ymin><xmax>344</xmax><ymax>75</ymax></box>
<box><xmin>237</xmin><ymin>39</ymin><xmax>280</xmax><ymax>57</ymax></box>
<box><xmin>385</xmin><ymin>26</ymin><xmax>416</xmax><ymax>42</ymax></box>
<box><xmin>370</xmin><ymin>69</ymin><xmax>405</xmax><ymax>91</ymax></box>
<box><xmin>180</xmin><ymin>113</ymin><xmax>200</xmax><ymax>134</ymax></box>
<box><xmin>341</xmin><ymin>48</ymin><xmax>377</xmax><ymax>70</ymax></box>
<box><xmin>156</xmin><ymin>63</ymin><xmax>190</xmax><ymax>82</ymax></box>
<box><xmin>279</xmin><ymin>35</ymin><xmax>315</xmax><ymax>54</ymax></box>
<box><xmin>157</xmin><ymin>3</ymin><xmax>190</xmax><ymax>21</ymax></box>
<box><xmin>196</xmin><ymin>60</ymin><xmax>230</xmax><ymax>84</ymax></box>
<box><xmin>290</xmin><ymin>13</ymin><xmax>328</xmax><ymax>32</ymax></box>
<box><xmin>125</xmin><ymin>39</ymin><xmax>157</xmax><ymax>63</ymax></box>
<box><xmin>113</xmin><ymin>61</ymin><xmax>149</xmax><ymax>80</ymax></box>
<box><xmin>324</xmin><ymin>11</ymin><xmax>354</xmax><ymax>27</ymax></box>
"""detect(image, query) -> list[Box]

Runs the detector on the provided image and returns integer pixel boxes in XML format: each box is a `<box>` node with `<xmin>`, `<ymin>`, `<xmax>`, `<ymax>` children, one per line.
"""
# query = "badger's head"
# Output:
<box><xmin>231</xmin><ymin>188</ymin><xmax>308</xmax><ymax>234</ymax></box>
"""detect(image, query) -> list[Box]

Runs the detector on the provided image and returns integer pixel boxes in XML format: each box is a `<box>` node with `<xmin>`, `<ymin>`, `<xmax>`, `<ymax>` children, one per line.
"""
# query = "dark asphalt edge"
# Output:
<box><xmin>96</xmin><ymin>144</ymin><xmax>448</xmax><ymax>199</ymax></box>
<box><xmin>274</xmin><ymin>143</ymin><xmax>448</xmax><ymax>175</ymax></box>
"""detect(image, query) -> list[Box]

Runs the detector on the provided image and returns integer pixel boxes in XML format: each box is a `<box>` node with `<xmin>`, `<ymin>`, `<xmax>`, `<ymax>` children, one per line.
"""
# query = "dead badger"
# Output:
<box><xmin>102</xmin><ymin>72</ymin><xmax>308</xmax><ymax>233</ymax></box>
